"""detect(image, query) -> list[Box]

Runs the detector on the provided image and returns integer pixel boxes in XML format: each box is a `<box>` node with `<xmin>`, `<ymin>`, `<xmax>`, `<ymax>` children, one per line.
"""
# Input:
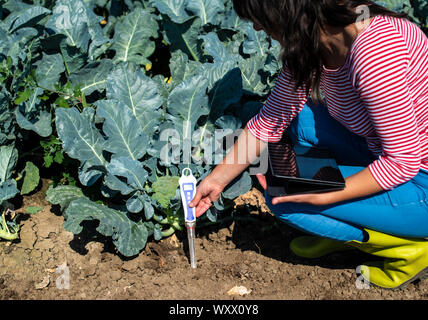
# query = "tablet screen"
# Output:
<box><xmin>268</xmin><ymin>140</ymin><xmax>345</xmax><ymax>184</ymax></box>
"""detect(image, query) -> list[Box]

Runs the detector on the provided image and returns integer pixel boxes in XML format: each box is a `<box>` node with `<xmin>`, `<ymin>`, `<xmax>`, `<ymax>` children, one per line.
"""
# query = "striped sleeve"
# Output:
<box><xmin>352</xmin><ymin>26</ymin><xmax>421</xmax><ymax>190</ymax></box>
<box><xmin>247</xmin><ymin>67</ymin><xmax>308</xmax><ymax>142</ymax></box>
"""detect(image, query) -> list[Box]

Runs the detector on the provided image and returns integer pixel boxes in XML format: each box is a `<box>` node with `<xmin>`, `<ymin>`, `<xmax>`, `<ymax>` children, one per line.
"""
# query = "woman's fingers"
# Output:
<box><xmin>189</xmin><ymin>189</ymin><xmax>203</xmax><ymax>208</ymax></box>
<box><xmin>272</xmin><ymin>194</ymin><xmax>314</xmax><ymax>205</ymax></box>
<box><xmin>189</xmin><ymin>176</ymin><xmax>223</xmax><ymax>217</ymax></box>
<box><xmin>195</xmin><ymin>198</ymin><xmax>213</xmax><ymax>217</ymax></box>
<box><xmin>256</xmin><ymin>174</ymin><xmax>267</xmax><ymax>190</ymax></box>
<box><xmin>272</xmin><ymin>196</ymin><xmax>295</xmax><ymax>205</ymax></box>
<box><xmin>271</xmin><ymin>193</ymin><xmax>332</xmax><ymax>206</ymax></box>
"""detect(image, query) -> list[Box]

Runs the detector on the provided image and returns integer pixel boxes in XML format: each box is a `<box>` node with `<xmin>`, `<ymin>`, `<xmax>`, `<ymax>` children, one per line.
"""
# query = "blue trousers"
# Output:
<box><xmin>266</xmin><ymin>102</ymin><xmax>428</xmax><ymax>242</ymax></box>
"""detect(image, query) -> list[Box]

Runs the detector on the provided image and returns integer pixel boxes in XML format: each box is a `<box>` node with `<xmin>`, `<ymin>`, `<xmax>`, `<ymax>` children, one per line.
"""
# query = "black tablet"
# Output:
<box><xmin>266</xmin><ymin>136</ymin><xmax>346</xmax><ymax>197</ymax></box>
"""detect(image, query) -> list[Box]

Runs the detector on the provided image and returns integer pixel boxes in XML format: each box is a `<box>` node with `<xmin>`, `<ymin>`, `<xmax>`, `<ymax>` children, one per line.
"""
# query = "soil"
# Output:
<box><xmin>1</xmin><ymin>179</ymin><xmax>428</xmax><ymax>301</ymax></box>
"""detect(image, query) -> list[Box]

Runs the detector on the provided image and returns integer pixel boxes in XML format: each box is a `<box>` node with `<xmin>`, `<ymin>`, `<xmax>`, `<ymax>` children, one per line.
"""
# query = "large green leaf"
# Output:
<box><xmin>96</xmin><ymin>100</ymin><xmax>149</xmax><ymax>161</ymax></box>
<box><xmin>196</xmin><ymin>33</ymin><xmax>244</xmax><ymax>92</ymax></box>
<box><xmin>242</xmin><ymin>25</ymin><xmax>270</xmax><ymax>57</ymax></box>
<box><xmin>152</xmin><ymin>175</ymin><xmax>180</xmax><ymax>209</ymax></box>
<box><xmin>15</xmin><ymin>87</ymin><xmax>52</xmax><ymax>138</ymax></box>
<box><xmin>147</xmin><ymin>121</ymin><xmax>182</xmax><ymax>166</ymax></box>
<box><xmin>0</xmin><ymin>27</ymin><xmax>38</xmax><ymax>64</ymax></box>
<box><xmin>0</xmin><ymin>89</ymin><xmax>15</xmax><ymax>144</ymax></box>
<box><xmin>16</xmin><ymin>109</ymin><xmax>52</xmax><ymax>138</ymax></box>
<box><xmin>199</xmin><ymin>32</ymin><xmax>235</xmax><ymax>64</ymax></box>
<box><xmin>16</xmin><ymin>87</ymin><xmax>42</xmax><ymax>115</ymax></box>
<box><xmin>105</xmin><ymin>63</ymin><xmax>163</xmax><ymax>136</ymax></box>
<box><xmin>5</xmin><ymin>3</ymin><xmax>50</xmax><ymax>33</ymax></box>
<box><xmin>185</xmin><ymin>0</ymin><xmax>224</xmax><ymax>26</ymax></box>
<box><xmin>166</xmin><ymin>74</ymin><xmax>209</xmax><ymax>139</ymax></box>
<box><xmin>104</xmin><ymin>172</ymin><xmax>135</xmax><ymax>196</ymax></box>
<box><xmin>0</xmin><ymin>145</ymin><xmax>18</xmax><ymax>203</ymax></box>
<box><xmin>104</xmin><ymin>173</ymin><xmax>135</xmax><ymax>197</ymax></box>
<box><xmin>45</xmin><ymin>0</ymin><xmax>108</xmax><ymax>54</ymax></box>
<box><xmin>78</xmin><ymin>160</ymin><xmax>105</xmax><ymax>187</ymax></box>
<box><xmin>69</xmin><ymin>59</ymin><xmax>114</xmax><ymax>96</ymax></box>
<box><xmin>150</xmin><ymin>0</ymin><xmax>191</xmax><ymax>24</ymax></box>
<box><xmin>45</xmin><ymin>185</ymin><xmax>85</xmax><ymax>210</ymax></box>
<box><xmin>164</xmin><ymin>17</ymin><xmax>203</xmax><ymax>62</ymax></box>
<box><xmin>107</xmin><ymin>157</ymin><xmax>149</xmax><ymax>193</ymax></box>
<box><xmin>60</xmin><ymin>42</ymin><xmax>88</xmax><ymax>75</ymax></box>
<box><xmin>2</xmin><ymin>0</ymin><xmax>32</xmax><ymax>17</ymax></box>
<box><xmin>208</xmin><ymin>67</ymin><xmax>243</xmax><ymax>122</ymax></box>
<box><xmin>0</xmin><ymin>180</ymin><xmax>19</xmax><ymax>203</ymax></box>
<box><xmin>111</xmin><ymin>7</ymin><xmax>158</xmax><ymax>65</ymax></box>
<box><xmin>64</xmin><ymin>197</ymin><xmax>150</xmax><ymax>257</ymax></box>
<box><xmin>238</xmin><ymin>55</ymin><xmax>269</xmax><ymax>95</ymax></box>
<box><xmin>221</xmin><ymin>8</ymin><xmax>249</xmax><ymax>31</ymax></box>
<box><xmin>35</xmin><ymin>53</ymin><xmax>65</xmax><ymax>91</ymax></box>
<box><xmin>196</xmin><ymin>59</ymin><xmax>238</xmax><ymax>89</ymax></box>
<box><xmin>45</xmin><ymin>1</ymin><xmax>91</xmax><ymax>50</ymax></box>
<box><xmin>20</xmin><ymin>161</ymin><xmax>40</xmax><ymax>195</ymax></box>
<box><xmin>0</xmin><ymin>145</ymin><xmax>18</xmax><ymax>183</ymax></box>
<box><xmin>169</xmin><ymin>50</ymin><xmax>200</xmax><ymax>85</ymax></box>
<box><xmin>56</xmin><ymin>107</ymin><xmax>107</xmax><ymax>167</ymax></box>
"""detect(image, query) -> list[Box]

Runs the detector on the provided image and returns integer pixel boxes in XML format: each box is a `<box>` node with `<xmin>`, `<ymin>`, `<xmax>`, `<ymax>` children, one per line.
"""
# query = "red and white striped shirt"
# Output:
<box><xmin>247</xmin><ymin>15</ymin><xmax>428</xmax><ymax>190</ymax></box>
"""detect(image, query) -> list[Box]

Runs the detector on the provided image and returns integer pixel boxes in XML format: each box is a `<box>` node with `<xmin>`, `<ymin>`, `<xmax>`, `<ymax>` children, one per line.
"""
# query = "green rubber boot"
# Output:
<box><xmin>347</xmin><ymin>229</ymin><xmax>428</xmax><ymax>290</ymax></box>
<box><xmin>290</xmin><ymin>236</ymin><xmax>355</xmax><ymax>259</ymax></box>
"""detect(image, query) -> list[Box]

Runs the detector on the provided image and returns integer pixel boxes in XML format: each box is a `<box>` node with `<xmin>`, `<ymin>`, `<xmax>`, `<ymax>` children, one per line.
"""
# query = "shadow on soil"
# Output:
<box><xmin>55</xmin><ymin>201</ymin><xmax>374</xmax><ymax>271</ymax></box>
<box><xmin>194</xmin><ymin>208</ymin><xmax>374</xmax><ymax>271</ymax></box>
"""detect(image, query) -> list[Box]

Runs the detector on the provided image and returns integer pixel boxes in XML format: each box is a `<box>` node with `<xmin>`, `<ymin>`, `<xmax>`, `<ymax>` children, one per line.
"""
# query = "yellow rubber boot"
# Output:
<box><xmin>347</xmin><ymin>229</ymin><xmax>428</xmax><ymax>290</ymax></box>
<box><xmin>290</xmin><ymin>236</ymin><xmax>355</xmax><ymax>259</ymax></box>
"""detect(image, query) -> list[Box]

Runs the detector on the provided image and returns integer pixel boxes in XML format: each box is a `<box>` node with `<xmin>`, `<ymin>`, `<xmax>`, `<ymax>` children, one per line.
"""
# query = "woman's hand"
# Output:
<box><xmin>257</xmin><ymin>165</ymin><xmax>384</xmax><ymax>207</ymax></box>
<box><xmin>189</xmin><ymin>175</ymin><xmax>226</xmax><ymax>218</ymax></box>
<box><xmin>256</xmin><ymin>174</ymin><xmax>335</xmax><ymax>206</ymax></box>
<box><xmin>188</xmin><ymin>126</ymin><xmax>267</xmax><ymax>217</ymax></box>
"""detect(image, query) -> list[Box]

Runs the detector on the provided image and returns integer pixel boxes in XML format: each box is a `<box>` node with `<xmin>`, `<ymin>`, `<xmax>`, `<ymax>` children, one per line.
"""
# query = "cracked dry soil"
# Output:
<box><xmin>1</xmin><ymin>179</ymin><xmax>428</xmax><ymax>300</ymax></box>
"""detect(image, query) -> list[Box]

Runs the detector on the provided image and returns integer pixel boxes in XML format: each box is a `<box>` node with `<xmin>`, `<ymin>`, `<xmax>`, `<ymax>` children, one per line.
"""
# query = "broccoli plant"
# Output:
<box><xmin>2</xmin><ymin>0</ymin><xmax>425</xmax><ymax>256</ymax></box>
<box><xmin>0</xmin><ymin>208</ymin><xmax>19</xmax><ymax>241</ymax></box>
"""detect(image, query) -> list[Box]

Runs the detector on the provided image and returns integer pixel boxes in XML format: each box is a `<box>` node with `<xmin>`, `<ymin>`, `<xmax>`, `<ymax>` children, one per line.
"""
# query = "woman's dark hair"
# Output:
<box><xmin>233</xmin><ymin>0</ymin><xmax>407</xmax><ymax>99</ymax></box>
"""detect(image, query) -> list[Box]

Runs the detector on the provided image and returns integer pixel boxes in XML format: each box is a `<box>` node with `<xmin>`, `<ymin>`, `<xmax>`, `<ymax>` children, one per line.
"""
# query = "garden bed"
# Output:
<box><xmin>2</xmin><ymin>179</ymin><xmax>428</xmax><ymax>300</ymax></box>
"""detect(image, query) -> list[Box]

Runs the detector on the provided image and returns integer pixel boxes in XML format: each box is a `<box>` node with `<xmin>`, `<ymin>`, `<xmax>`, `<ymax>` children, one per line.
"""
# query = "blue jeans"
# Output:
<box><xmin>266</xmin><ymin>102</ymin><xmax>428</xmax><ymax>242</ymax></box>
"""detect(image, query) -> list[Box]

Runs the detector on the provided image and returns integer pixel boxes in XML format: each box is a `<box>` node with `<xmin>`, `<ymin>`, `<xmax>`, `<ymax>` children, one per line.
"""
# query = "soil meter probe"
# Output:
<box><xmin>179</xmin><ymin>168</ymin><xmax>197</xmax><ymax>269</ymax></box>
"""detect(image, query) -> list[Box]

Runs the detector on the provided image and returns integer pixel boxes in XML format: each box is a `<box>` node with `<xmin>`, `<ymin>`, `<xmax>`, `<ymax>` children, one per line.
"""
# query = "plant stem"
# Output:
<box><xmin>81</xmin><ymin>93</ymin><xmax>88</xmax><ymax>108</ymax></box>
<box><xmin>153</xmin><ymin>214</ymin><xmax>168</xmax><ymax>225</ymax></box>
<box><xmin>0</xmin><ymin>211</ymin><xmax>19</xmax><ymax>241</ymax></box>
<box><xmin>38</xmin><ymin>85</ymin><xmax>84</xmax><ymax>106</ymax></box>
<box><xmin>0</xmin><ymin>229</ymin><xmax>19</xmax><ymax>241</ymax></box>
<box><xmin>161</xmin><ymin>227</ymin><xmax>175</xmax><ymax>238</ymax></box>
